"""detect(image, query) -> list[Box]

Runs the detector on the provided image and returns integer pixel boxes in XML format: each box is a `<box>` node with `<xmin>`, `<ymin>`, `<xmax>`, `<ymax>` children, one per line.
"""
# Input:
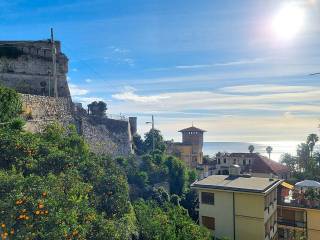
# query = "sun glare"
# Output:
<box><xmin>271</xmin><ymin>3</ymin><xmax>305</xmax><ymax>41</ymax></box>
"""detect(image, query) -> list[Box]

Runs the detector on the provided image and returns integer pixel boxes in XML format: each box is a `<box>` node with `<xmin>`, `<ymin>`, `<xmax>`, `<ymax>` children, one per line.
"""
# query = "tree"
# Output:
<box><xmin>297</xmin><ymin>143</ymin><xmax>310</xmax><ymax>172</ymax></box>
<box><xmin>266</xmin><ymin>146</ymin><xmax>273</xmax><ymax>159</ymax></box>
<box><xmin>132</xmin><ymin>133</ymin><xmax>145</xmax><ymax>155</ymax></box>
<box><xmin>280</xmin><ymin>153</ymin><xmax>297</xmax><ymax>173</ymax></box>
<box><xmin>248</xmin><ymin>145</ymin><xmax>255</xmax><ymax>153</ymax></box>
<box><xmin>307</xmin><ymin>133</ymin><xmax>319</xmax><ymax>157</ymax></box>
<box><xmin>165</xmin><ymin>156</ymin><xmax>188</xmax><ymax>195</ymax></box>
<box><xmin>88</xmin><ymin>101</ymin><xmax>107</xmax><ymax>117</ymax></box>
<box><xmin>0</xmin><ymin>86</ymin><xmax>22</xmax><ymax>123</ymax></box>
<box><xmin>133</xmin><ymin>200</ymin><xmax>212</xmax><ymax>240</ymax></box>
<box><xmin>144</xmin><ymin>128</ymin><xmax>166</xmax><ymax>153</ymax></box>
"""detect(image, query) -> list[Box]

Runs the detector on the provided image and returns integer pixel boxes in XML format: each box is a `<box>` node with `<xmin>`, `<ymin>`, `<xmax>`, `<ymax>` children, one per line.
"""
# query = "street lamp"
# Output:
<box><xmin>146</xmin><ymin>115</ymin><xmax>155</xmax><ymax>152</ymax></box>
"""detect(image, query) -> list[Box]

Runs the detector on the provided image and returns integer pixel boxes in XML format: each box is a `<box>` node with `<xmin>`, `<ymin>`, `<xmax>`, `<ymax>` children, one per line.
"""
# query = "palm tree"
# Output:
<box><xmin>248</xmin><ymin>145</ymin><xmax>255</xmax><ymax>154</ymax></box>
<box><xmin>307</xmin><ymin>133</ymin><xmax>319</xmax><ymax>158</ymax></box>
<box><xmin>266</xmin><ymin>146</ymin><xmax>273</xmax><ymax>159</ymax></box>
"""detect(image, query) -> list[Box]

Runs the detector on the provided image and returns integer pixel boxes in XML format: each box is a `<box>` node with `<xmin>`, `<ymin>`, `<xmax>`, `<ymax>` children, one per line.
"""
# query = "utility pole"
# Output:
<box><xmin>152</xmin><ymin>115</ymin><xmax>155</xmax><ymax>152</ymax></box>
<box><xmin>51</xmin><ymin>28</ymin><xmax>58</xmax><ymax>98</ymax></box>
<box><xmin>146</xmin><ymin>115</ymin><xmax>155</xmax><ymax>152</ymax></box>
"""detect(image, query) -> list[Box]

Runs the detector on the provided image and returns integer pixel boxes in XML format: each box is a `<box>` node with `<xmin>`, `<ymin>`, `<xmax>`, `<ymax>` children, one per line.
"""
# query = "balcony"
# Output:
<box><xmin>277</xmin><ymin>219</ymin><xmax>306</xmax><ymax>229</ymax></box>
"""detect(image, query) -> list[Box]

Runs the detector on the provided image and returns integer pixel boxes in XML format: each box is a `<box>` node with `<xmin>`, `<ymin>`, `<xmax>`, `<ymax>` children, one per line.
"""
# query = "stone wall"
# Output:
<box><xmin>78</xmin><ymin>116</ymin><xmax>133</xmax><ymax>157</ymax></box>
<box><xmin>21</xmin><ymin>94</ymin><xmax>75</xmax><ymax>132</ymax></box>
<box><xmin>21</xmin><ymin>94</ymin><xmax>133</xmax><ymax>157</ymax></box>
<box><xmin>0</xmin><ymin>41</ymin><xmax>70</xmax><ymax>97</ymax></box>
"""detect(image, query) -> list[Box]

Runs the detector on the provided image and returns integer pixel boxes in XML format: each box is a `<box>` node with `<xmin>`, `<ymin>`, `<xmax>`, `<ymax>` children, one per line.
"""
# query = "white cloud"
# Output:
<box><xmin>112</xmin><ymin>87</ymin><xmax>170</xmax><ymax>103</ymax></box>
<box><xmin>220</xmin><ymin>84</ymin><xmax>316</xmax><ymax>93</ymax></box>
<box><xmin>73</xmin><ymin>96</ymin><xmax>108</xmax><ymax>107</ymax></box>
<box><xmin>110</xmin><ymin>84</ymin><xmax>320</xmax><ymax>114</ymax></box>
<box><xmin>69</xmin><ymin>84</ymin><xmax>89</xmax><ymax>96</ymax></box>
<box><xmin>152</xmin><ymin>58</ymin><xmax>266</xmax><ymax>71</ymax></box>
<box><xmin>71</xmin><ymin>68</ymin><xmax>78</xmax><ymax>72</ymax></box>
<box><xmin>85</xmin><ymin>78</ymin><xmax>93</xmax><ymax>83</ymax></box>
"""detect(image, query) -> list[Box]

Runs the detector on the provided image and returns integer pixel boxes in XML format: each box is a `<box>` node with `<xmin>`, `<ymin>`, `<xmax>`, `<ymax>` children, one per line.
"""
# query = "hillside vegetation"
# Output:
<box><xmin>0</xmin><ymin>86</ymin><xmax>212</xmax><ymax>240</ymax></box>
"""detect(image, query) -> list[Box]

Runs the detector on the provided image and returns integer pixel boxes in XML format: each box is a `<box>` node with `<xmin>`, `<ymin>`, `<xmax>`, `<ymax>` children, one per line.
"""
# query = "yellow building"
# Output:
<box><xmin>191</xmin><ymin>166</ymin><xmax>282</xmax><ymax>240</ymax></box>
<box><xmin>277</xmin><ymin>182</ymin><xmax>320</xmax><ymax>240</ymax></box>
<box><xmin>166</xmin><ymin>126</ymin><xmax>205</xmax><ymax>168</ymax></box>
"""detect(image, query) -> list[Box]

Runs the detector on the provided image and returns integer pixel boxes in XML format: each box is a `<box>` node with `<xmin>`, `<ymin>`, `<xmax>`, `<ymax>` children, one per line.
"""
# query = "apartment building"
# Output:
<box><xmin>191</xmin><ymin>166</ymin><xmax>282</xmax><ymax>240</ymax></box>
<box><xmin>277</xmin><ymin>182</ymin><xmax>320</xmax><ymax>240</ymax></box>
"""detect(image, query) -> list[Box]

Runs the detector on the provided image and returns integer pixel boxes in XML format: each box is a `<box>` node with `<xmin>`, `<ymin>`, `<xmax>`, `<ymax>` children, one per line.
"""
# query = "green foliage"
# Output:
<box><xmin>170</xmin><ymin>194</ymin><xmax>180</xmax><ymax>206</ymax></box>
<box><xmin>88</xmin><ymin>101</ymin><xmax>107</xmax><ymax>117</ymax></box>
<box><xmin>166</xmin><ymin>156</ymin><xmax>188</xmax><ymax>195</ymax></box>
<box><xmin>133</xmin><ymin>133</ymin><xmax>145</xmax><ymax>155</ymax></box>
<box><xmin>134</xmin><ymin>200</ymin><xmax>212</xmax><ymax>240</ymax></box>
<box><xmin>282</xmin><ymin>134</ymin><xmax>320</xmax><ymax>181</ymax></box>
<box><xmin>307</xmin><ymin>133</ymin><xmax>319</xmax><ymax>156</ymax></box>
<box><xmin>0</xmin><ymin>86</ymin><xmax>22</xmax><ymax>123</ymax></box>
<box><xmin>266</xmin><ymin>146</ymin><xmax>273</xmax><ymax>159</ymax></box>
<box><xmin>144</xmin><ymin>129</ymin><xmax>166</xmax><ymax>153</ymax></box>
<box><xmin>248</xmin><ymin>145</ymin><xmax>255</xmax><ymax>153</ymax></box>
<box><xmin>281</xmin><ymin>153</ymin><xmax>297</xmax><ymax>173</ymax></box>
<box><xmin>0</xmin><ymin>91</ymin><xmax>205</xmax><ymax>239</ymax></box>
<box><xmin>0</xmin><ymin>123</ymin><xmax>135</xmax><ymax>239</ymax></box>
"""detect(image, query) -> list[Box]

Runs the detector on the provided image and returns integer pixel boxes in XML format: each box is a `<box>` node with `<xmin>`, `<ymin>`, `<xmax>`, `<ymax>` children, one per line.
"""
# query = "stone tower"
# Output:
<box><xmin>0</xmin><ymin>40</ymin><xmax>70</xmax><ymax>97</ymax></box>
<box><xmin>178</xmin><ymin>126</ymin><xmax>206</xmax><ymax>165</ymax></box>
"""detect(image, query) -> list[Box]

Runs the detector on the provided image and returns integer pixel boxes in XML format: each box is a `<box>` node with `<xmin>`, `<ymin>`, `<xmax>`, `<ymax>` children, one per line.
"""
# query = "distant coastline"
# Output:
<box><xmin>203</xmin><ymin>141</ymin><xmax>303</xmax><ymax>161</ymax></box>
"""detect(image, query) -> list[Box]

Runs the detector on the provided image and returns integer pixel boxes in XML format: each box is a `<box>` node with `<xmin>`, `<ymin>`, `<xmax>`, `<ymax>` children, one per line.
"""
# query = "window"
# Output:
<box><xmin>202</xmin><ymin>216</ymin><xmax>215</xmax><ymax>230</ymax></box>
<box><xmin>201</xmin><ymin>192</ymin><xmax>214</xmax><ymax>205</ymax></box>
<box><xmin>217</xmin><ymin>158</ymin><xmax>220</xmax><ymax>164</ymax></box>
<box><xmin>233</xmin><ymin>159</ymin><xmax>236</xmax><ymax>164</ymax></box>
<box><xmin>243</xmin><ymin>159</ymin><xmax>246</xmax><ymax>165</ymax></box>
<box><xmin>223</xmin><ymin>158</ymin><xmax>226</xmax><ymax>163</ymax></box>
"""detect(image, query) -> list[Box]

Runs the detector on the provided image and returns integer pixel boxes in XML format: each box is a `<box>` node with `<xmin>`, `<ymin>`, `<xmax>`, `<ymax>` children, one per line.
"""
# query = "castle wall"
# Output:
<box><xmin>79</xmin><ymin>116</ymin><xmax>133</xmax><ymax>157</ymax></box>
<box><xmin>21</xmin><ymin>94</ymin><xmax>133</xmax><ymax>157</ymax></box>
<box><xmin>21</xmin><ymin>94</ymin><xmax>75</xmax><ymax>132</ymax></box>
<box><xmin>0</xmin><ymin>41</ymin><xmax>70</xmax><ymax>97</ymax></box>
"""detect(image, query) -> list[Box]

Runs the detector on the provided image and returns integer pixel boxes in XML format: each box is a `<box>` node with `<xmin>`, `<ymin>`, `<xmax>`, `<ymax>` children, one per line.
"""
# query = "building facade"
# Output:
<box><xmin>277</xmin><ymin>183</ymin><xmax>320</xmax><ymax>240</ymax></box>
<box><xmin>166</xmin><ymin>126</ymin><xmax>205</xmax><ymax>168</ymax></box>
<box><xmin>214</xmin><ymin>153</ymin><xmax>289</xmax><ymax>179</ymax></box>
<box><xmin>191</xmin><ymin>168</ymin><xmax>282</xmax><ymax>240</ymax></box>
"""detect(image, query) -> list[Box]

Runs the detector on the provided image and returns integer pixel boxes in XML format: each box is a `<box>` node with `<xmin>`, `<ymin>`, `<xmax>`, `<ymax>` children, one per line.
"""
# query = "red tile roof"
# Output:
<box><xmin>251</xmin><ymin>155</ymin><xmax>289</xmax><ymax>175</ymax></box>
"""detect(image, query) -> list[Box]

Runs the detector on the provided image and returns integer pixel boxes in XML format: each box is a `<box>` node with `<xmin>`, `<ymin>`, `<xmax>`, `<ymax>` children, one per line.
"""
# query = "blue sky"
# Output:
<box><xmin>1</xmin><ymin>0</ymin><xmax>320</xmax><ymax>142</ymax></box>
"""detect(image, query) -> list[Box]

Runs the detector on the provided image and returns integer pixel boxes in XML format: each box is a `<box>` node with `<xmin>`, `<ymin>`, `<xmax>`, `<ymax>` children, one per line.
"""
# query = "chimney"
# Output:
<box><xmin>229</xmin><ymin>164</ymin><xmax>241</xmax><ymax>176</ymax></box>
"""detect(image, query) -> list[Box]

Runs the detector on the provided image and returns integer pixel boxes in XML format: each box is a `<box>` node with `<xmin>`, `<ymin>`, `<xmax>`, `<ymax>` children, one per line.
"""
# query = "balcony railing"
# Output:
<box><xmin>278</xmin><ymin>198</ymin><xmax>320</xmax><ymax>210</ymax></box>
<box><xmin>277</xmin><ymin>219</ymin><xmax>306</xmax><ymax>228</ymax></box>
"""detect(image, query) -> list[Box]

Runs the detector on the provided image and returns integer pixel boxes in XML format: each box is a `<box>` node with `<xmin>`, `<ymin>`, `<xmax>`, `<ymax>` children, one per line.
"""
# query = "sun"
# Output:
<box><xmin>271</xmin><ymin>3</ymin><xmax>305</xmax><ymax>41</ymax></box>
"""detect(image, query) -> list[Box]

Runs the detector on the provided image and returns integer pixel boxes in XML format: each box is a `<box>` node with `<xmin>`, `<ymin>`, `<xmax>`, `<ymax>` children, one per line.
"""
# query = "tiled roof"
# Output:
<box><xmin>221</xmin><ymin>152</ymin><xmax>289</xmax><ymax>176</ymax></box>
<box><xmin>251</xmin><ymin>155</ymin><xmax>289</xmax><ymax>175</ymax></box>
<box><xmin>191</xmin><ymin>175</ymin><xmax>282</xmax><ymax>193</ymax></box>
<box><xmin>178</xmin><ymin>126</ymin><xmax>206</xmax><ymax>132</ymax></box>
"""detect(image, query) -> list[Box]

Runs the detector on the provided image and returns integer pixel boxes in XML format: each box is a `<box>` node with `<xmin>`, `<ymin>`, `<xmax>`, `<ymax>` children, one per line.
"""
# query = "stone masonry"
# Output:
<box><xmin>0</xmin><ymin>41</ymin><xmax>70</xmax><ymax>97</ymax></box>
<box><xmin>21</xmin><ymin>94</ymin><xmax>134</xmax><ymax>157</ymax></box>
<box><xmin>0</xmin><ymin>40</ymin><xmax>135</xmax><ymax>157</ymax></box>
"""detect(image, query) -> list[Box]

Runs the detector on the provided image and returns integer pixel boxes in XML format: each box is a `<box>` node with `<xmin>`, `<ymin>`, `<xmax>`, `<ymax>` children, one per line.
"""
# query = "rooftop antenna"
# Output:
<box><xmin>51</xmin><ymin>28</ymin><xmax>58</xmax><ymax>98</ymax></box>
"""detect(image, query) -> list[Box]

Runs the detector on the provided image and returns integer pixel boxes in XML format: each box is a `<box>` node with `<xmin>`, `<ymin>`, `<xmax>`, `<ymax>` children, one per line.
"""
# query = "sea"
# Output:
<box><xmin>203</xmin><ymin>141</ymin><xmax>303</xmax><ymax>162</ymax></box>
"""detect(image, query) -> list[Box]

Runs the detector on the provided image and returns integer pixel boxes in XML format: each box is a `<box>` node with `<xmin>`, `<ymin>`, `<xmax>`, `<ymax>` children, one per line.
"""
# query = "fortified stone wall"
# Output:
<box><xmin>21</xmin><ymin>94</ymin><xmax>75</xmax><ymax>132</ymax></box>
<box><xmin>21</xmin><ymin>94</ymin><xmax>133</xmax><ymax>157</ymax></box>
<box><xmin>0</xmin><ymin>41</ymin><xmax>70</xmax><ymax>97</ymax></box>
<box><xmin>78</xmin><ymin>116</ymin><xmax>133</xmax><ymax>156</ymax></box>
